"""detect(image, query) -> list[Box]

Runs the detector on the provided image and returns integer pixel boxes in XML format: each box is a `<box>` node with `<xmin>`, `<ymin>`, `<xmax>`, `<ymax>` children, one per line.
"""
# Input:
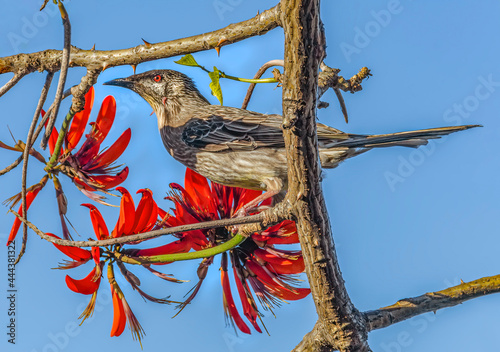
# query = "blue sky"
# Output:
<box><xmin>1</xmin><ymin>1</ymin><xmax>499</xmax><ymax>351</ymax></box>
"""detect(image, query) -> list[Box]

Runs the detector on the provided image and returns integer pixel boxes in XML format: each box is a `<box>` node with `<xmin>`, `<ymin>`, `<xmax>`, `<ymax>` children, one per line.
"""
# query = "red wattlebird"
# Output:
<box><xmin>105</xmin><ymin>70</ymin><xmax>479</xmax><ymax>212</ymax></box>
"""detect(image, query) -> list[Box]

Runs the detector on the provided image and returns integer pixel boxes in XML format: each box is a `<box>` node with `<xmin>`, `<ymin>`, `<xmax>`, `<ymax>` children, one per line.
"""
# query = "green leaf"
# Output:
<box><xmin>208</xmin><ymin>67</ymin><xmax>223</xmax><ymax>105</ymax></box>
<box><xmin>174</xmin><ymin>54</ymin><xmax>201</xmax><ymax>67</ymax></box>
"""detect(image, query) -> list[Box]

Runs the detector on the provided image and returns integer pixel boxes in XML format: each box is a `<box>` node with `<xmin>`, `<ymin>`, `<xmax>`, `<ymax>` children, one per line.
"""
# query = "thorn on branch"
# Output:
<box><xmin>141</xmin><ymin>38</ymin><xmax>152</xmax><ymax>48</ymax></box>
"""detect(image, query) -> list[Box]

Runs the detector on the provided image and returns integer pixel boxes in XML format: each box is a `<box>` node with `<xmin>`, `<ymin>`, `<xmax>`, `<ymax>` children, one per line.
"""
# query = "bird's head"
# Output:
<box><xmin>104</xmin><ymin>69</ymin><xmax>209</xmax><ymax>125</ymax></box>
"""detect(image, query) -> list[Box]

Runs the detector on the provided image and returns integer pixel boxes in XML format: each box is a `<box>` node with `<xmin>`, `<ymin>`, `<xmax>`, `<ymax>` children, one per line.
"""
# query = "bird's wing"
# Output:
<box><xmin>181</xmin><ymin>113</ymin><xmax>286</xmax><ymax>152</ymax></box>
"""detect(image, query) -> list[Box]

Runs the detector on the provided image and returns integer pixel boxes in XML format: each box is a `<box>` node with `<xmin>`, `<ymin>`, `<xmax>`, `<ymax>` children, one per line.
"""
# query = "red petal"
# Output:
<box><xmin>66</xmin><ymin>87</ymin><xmax>95</xmax><ymax>151</ymax></box>
<box><xmin>251</xmin><ymin>220</ymin><xmax>299</xmax><ymax>244</ymax></box>
<box><xmin>65</xmin><ymin>267</ymin><xmax>101</xmax><ymax>295</ymax></box>
<box><xmin>91</xmin><ymin>247</ymin><xmax>101</xmax><ymax>265</ymax></box>
<box><xmin>246</xmin><ymin>260</ymin><xmax>310</xmax><ymax>301</ymax></box>
<box><xmin>82</xmin><ymin>204</ymin><xmax>109</xmax><ymax>240</ymax></box>
<box><xmin>47</xmin><ymin>233</ymin><xmax>92</xmax><ymax>262</ymax></box>
<box><xmin>233</xmin><ymin>266</ymin><xmax>261</xmax><ymax>333</ymax></box>
<box><xmin>221</xmin><ymin>264</ymin><xmax>251</xmax><ymax>334</ymax></box>
<box><xmin>7</xmin><ymin>189</ymin><xmax>41</xmax><ymax>246</ymax></box>
<box><xmin>90</xmin><ymin>128</ymin><xmax>131</xmax><ymax>170</ymax></box>
<box><xmin>253</xmin><ymin>248</ymin><xmax>305</xmax><ymax>275</ymax></box>
<box><xmin>234</xmin><ymin>188</ymin><xmax>263</xmax><ymax>213</ymax></box>
<box><xmin>110</xmin><ymin>288</ymin><xmax>126</xmax><ymax>337</ymax></box>
<box><xmin>42</xmin><ymin>109</ymin><xmax>60</xmax><ymax>157</ymax></box>
<box><xmin>112</xmin><ymin>187</ymin><xmax>136</xmax><ymax>237</ymax></box>
<box><xmin>93</xmin><ymin>96</ymin><xmax>116</xmax><ymax>144</ymax></box>
<box><xmin>184</xmin><ymin>168</ymin><xmax>216</xmax><ymax>214</ymax></box>
<box><xmin>132</xmin><ymin>189</ymin><xmax>158</xmax><ymax>233</ymax></box>
<box><xmin>89</xmin><ymin>167</ymin><xmax>129</xmax><ymax>190</ymax></box>
<box><xmin>135</xmin><ymin>236</ymin><xmax>192</xmax><ymax>264</ymax></box>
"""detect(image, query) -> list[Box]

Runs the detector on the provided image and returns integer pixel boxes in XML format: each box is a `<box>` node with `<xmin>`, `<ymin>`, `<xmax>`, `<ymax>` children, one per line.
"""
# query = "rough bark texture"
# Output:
<box><xmin>280</xmin><ymin>1</ymin><xmax>369</xmax><ymax>351</ymax></box>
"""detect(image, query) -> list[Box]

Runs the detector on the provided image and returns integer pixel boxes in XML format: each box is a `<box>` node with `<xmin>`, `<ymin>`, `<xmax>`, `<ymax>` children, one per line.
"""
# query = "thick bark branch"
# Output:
<box><xmin>280</xmin><ymin>0</ymin><xmax>369</xmax><ymax>351</ymax></box>
<box><xmin>0</xmin><ymin>4</ymin><xmax>281</xmax><ymax>75</ymax></box>
<box><xmin>364</xmin><ymin>274</ymin><xmax>500</xmax><ymax>331</ymax></box>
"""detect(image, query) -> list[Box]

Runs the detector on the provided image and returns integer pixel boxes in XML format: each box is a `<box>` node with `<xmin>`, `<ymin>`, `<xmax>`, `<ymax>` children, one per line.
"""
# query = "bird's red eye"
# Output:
<box><xmin>153</xmin><ymin>74</ymin><xmax>162</xmax><ymax>82</ymax></box>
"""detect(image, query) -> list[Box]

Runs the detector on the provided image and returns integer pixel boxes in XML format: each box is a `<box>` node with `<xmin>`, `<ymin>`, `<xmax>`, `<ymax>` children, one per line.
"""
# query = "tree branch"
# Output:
<box><xmin>364</xmin><ymin>274</ymin><xmax>500</xmax><ymax>331</ymax></box>
<box><xmin>280</xmin><ymin>0</ymin><xmax>370</xmax><ymax>351</ymax></box>
<box><xmin>0</xmin><ymin>4</ymin><xmax>281</xmax><ymax>75</ymax></box>
<box><xmin>0</xmin><ymin>71</ymin><xmax>27</xmax><ymax>98</ymax></box>
<box><xmin>9</xmin><ymin>201</ymin><xmax>290</xmax><ymax>248</ymax></box>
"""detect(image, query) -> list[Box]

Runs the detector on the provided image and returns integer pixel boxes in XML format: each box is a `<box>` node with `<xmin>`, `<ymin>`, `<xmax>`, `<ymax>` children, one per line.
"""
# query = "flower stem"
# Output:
<box><xmin>116</xmin><ymin>233</ymin><xmax>245</xmax><ymax>264</ymax></box>
<box><xmin>45</xmin><ymin>108</ymin><xmax>76</xmax><ymax>170</ymax></box>
<box><xmin>220</xmin><ymin>72</ymin><xmax>277</xmax><ymax>84</ymax></box>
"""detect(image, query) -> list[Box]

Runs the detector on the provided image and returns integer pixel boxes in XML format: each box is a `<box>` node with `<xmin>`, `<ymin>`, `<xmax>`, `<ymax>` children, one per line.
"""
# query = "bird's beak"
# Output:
<box><xmin>103</xmin><ymin>77</ymin><xmax>135</xmax><ymax>89</ymax></box>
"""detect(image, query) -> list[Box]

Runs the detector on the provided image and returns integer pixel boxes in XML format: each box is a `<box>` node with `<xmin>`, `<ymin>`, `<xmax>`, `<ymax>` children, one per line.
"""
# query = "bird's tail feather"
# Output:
<box><xmin>319</xmin><ymin>125</ymin><xmax>480</xmax><ymax>169</ymax></box>
<box><xmin>334</xmin><ymin>125</ymin><xmax>480</xmax><ymax>149</ymax></box>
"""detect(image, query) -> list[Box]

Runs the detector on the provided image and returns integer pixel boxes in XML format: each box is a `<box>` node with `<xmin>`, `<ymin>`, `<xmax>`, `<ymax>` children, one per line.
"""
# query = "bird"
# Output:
<box><xmin>104</xmin><ymin>69</ymin><xmax>479</xmax><ymax>212</ymax></box>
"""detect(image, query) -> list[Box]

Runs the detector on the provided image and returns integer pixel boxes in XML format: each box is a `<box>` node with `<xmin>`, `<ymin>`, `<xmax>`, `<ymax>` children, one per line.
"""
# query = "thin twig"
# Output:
<box><xmin>41</xmin><ymin>1</ymin><xmax>71</xmax><ymax>150</ymax></box>
<box><xmin>32</xmin><ymin>89</ymin><xmax>72</xmax><ymax>148</ymax></box>
<box><xmin>10</xmin><ymin>200</ymin><xmax>291</xmax><ymax>247</ymax></box>
<box><xmin>12</xmin><ymin>210</ymin><xmax>263</xmax><ymax>247</ymax></box>
<box><xmin>241</xmin><ymin>59</ymin><xmax>284</xmax><ymax>109</ymax></box>
<box><xmin>364</xmin><ymin>274</ymin><xmax>500</xmax><ymax>331</ymax></box>
<box><xmin>0</xmin><ymin>156</ymin><xmax>23</xmax><ymax>176</ymax></box>
<box><xmin>0</xmin><ymin>71</ymin><xmax>27</xmax><ymax>98</ymax></box>
<box><xmin>15</xmin><ymin>72</ymin><xmax>54</xmax><ymax>264</ymax></box>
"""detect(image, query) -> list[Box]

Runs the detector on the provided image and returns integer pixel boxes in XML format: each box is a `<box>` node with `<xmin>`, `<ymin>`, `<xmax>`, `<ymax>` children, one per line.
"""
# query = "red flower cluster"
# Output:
<box><xmin>50</xmin><ymin>188</ymin><xmax>177</xmax><ymax>345</ymax></box>
<box><xmin>44</xmin><ymin>87</ymin><xmax>131</xmax><ymax>200</ymax></box>
<box><xmin>6</xmin><ymin>88</ymin><xmax>131</xmax><ymax>245</ymax></box>
<box><xmin>132</xmin><ymin>169</ymin><xmax>310</xmax><ymax>334</ymax></box>
<box><xmin>48</xmin><ymin>169</ymin><xmax>309</xmax><ymax>343</ymax></box>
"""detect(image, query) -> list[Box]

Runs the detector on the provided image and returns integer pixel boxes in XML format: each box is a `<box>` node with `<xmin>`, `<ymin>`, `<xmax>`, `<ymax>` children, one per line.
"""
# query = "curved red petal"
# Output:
<box><xmin>47</xmin><ymin>233</ymin><xmax>92</xmax><ymax>262</ymax></box>
<box><xmin>246</xmin><ymin>259</ymin><xmax>310</xmax><ymax>301</ymax></box>
<box><xmin>221</xmin><ymin>265</ymin><xmax>251</xmax><ymax>334</ymax></box>
<box><xmin>65</xmin><ymin>267</ymin><xmax>101</xmax><ymax>295</ymax></box>
<box><xmin>112</xmin><ymin>187</ymin><xmax>136</xmax><ymax>237</ymax></box>
<box><xmin>7</xmin><ymin>189</ymin><xmax>41</xmax><ymax>246</ymax></box>
<box><xmin>184</xmin><ymin>168</ymin><xmax>216</xmax><ymax>214</ymax></box>
<box><xmin>233</xmin><ymin>266</ymin><xmax>261</xmax><ymax>333</ymax></box>
<box><xmin>253</xmin><ymin>248</ymin><xmax>305</xmax><ymax>275</ymax></box>
<box><xmin>234</xmin><ymin>188</ymin><xmax>263</xmax><ymax>213</ymax></box>
<box><xmin>91</xmin><ymin>247</ymin><xmax>101</xmax><ymax>265</ymax></box>
<box><xmin>132</xmin><ymin>189</ymin><xmax>158</xmax><ymax>233</ymax></box>
<box><xmin>42</xmin><ymin>110</ymin><xmax>60</xmax><ymax>157</ymax></box>
<box><xmin>110</xmin><ymin>289</ymin><xmax>126</xmax><ymax>337</ymax></box>
<box><xmin>135</xmin><ymin>236</ymin><xmax>192</xmax><ymax>264</ymax></box>
<box><xmin>82</xmin><ymin>203</ymin><xmax>109</xmax><ymax>240</ymax></box>
<box><xmin>89</xmin><ymin>166</ymin><xmax>129</xmax><ymax>189</ymax></box>
<box><xmin>90</xmin><ymin>128</ymin><xmax>131</xmax><ymax>170</ymax></box>
<box><xmin>251</xmin><ymin>220</ymin><xmax>299</xmax><ymax>245</ymax></box>
<box><xmin>66</xmin><ymin>87</ymin><xmax>95</xmax><ymax>151</ymax></box>
<box><xmin>93</xmin><ymin>96</ymin><xmax>116</xmax><ymax>144</ymax></box>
